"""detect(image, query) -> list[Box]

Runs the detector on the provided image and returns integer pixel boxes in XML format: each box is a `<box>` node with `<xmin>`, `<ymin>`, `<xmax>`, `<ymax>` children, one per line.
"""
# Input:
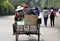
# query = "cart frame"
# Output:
<box><xmin>14</xmin><ymin>17</ymin><xmax>41</xmax><ymax>41</ymax></box>
<box><xmin>15</xmin><ymin>24</ymin><xmax>40</xmax><ymax>41</ymax></box>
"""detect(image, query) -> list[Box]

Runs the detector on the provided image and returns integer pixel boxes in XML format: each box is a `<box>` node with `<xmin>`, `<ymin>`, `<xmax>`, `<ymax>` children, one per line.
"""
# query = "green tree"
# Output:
<box><xmin>0</xmin><ymin>0</ymin><xmax>14</xmax><ymax>15</ymax></box>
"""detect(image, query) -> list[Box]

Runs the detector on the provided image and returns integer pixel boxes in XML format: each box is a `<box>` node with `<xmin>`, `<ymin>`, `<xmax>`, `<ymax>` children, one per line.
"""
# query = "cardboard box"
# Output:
<box><xmin>24</xmin><ymin>15</ymin><xmax>38</xmax><ymax>25</ymax></box>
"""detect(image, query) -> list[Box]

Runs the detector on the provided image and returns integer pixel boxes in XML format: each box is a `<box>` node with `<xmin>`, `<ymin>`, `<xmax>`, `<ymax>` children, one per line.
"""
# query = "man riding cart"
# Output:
<box><xmin>12</xmin><ymin>4</ymin><xmax>41</xmax><ymax>41</ymax></box>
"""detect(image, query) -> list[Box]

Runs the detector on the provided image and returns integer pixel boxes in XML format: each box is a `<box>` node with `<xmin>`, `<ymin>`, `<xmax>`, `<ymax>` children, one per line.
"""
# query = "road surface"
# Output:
<box><xmin>0</xmin><ymin>12</ymin><xmax>60</xmax><ymax>41</ymax></box>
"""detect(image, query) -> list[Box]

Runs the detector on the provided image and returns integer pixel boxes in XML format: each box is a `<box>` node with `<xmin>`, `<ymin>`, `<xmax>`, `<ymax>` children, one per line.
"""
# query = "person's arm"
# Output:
<box><xmin>14</xmin><ymin>13</ymin><xmax>18</xmax><ymax>23</ymax></box>
<box><xmin>42</xmin><ymin>10</ymin><xmax>44</xmax><ymax>16</ymax></box>
<box><xmin>54</xmin><ymin>10</ymin><xmax>57</xmax><ymax>17</ymax></box>
<box><xmin>48</xmin><ymin>10</ymin><xmax>50</xmax><ymax>15</ymax></box>
<box><xmin>38</xmin><ymin>10</ymin><xmax>40</xmax><ymax>16</ymax></box>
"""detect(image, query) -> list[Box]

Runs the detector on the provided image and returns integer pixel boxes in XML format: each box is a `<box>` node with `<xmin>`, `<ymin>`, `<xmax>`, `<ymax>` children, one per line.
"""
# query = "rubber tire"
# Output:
<box><xmin>16</xmin><ymin>33</ymin><xmax>18</xmax><ymax>41</ymax></box>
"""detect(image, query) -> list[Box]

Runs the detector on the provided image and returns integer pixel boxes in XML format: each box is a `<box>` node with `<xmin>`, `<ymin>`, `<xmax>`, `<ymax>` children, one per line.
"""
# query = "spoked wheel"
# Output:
<box><xmin>16</xmin><ymin>33</ymin><xmax>19</xmax><ymax>41</ymax></box>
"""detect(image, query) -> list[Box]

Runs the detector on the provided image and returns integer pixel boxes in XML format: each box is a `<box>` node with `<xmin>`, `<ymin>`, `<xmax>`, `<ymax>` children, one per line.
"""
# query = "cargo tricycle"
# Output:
<box><xmin>14</xmin><ymin>15</ymin><xmax>41</xmax><ymax>41</ymax></box>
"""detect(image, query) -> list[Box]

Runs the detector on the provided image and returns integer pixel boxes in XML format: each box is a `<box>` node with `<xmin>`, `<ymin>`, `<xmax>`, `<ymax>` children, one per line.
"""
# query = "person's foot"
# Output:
<box><xmin>13</xmin><ymin>33</ymin><xmax>15</xmax><ymax>35</ymax></box>
<box><xmin>53</xmin><ymin>24</ymin><xmax>55</xmax><ymax>27</ymax></box>
<box><xmin>13</xmin><ymin>32</ymin><xmax>15</xmax><ymax>35</ymax></box>
<box><xmin>51</xmin><ymin>25</ymin><xmax>52</xmax><ymax>27</ymax></box>
<box><xmin>45</xmin><ymin>25</ymin><xmax>47</xmax><ymax>27</ymax></box>
<box><xmin>51</xmin><ymin>26</ymin><xmax>52</xmax><ymax>27</ymax></box>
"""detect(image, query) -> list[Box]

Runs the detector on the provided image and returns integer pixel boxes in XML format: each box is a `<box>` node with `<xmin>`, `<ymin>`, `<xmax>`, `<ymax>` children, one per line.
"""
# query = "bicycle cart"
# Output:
<box><xmin>14</xmin><ymin>15</ymin><xmax>41</xmax><ymax>41</ymax></box>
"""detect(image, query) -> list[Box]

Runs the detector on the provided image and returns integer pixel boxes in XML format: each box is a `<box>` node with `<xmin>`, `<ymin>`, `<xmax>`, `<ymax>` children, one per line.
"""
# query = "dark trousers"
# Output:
<box><xmin>13</xmin><ymin>23</ymin><xmax>17</xmax><ymax>34</ymax></box>
<box><xmin>50</xmin><ymin>15</ymin><xmax>55</xmax><ymax>27</ymax></box>
<box><xmin>44</xmin><ymin>17</ymin><xmax>48</xmax><ymax>26</ymax></box>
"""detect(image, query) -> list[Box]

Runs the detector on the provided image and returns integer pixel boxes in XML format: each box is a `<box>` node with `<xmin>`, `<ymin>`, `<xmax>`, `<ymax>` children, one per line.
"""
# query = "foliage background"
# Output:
<box><xmin>0</xmin><ymin>0</ymin><xmax>60</xmax><ymax>15</ymax></box>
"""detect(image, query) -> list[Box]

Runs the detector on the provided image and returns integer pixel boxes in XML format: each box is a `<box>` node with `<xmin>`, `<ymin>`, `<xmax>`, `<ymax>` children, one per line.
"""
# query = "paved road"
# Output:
<box><xmin>0</xmin><ymin>12</ymin><xmax>60</xmax><ymax>41</ymax></box>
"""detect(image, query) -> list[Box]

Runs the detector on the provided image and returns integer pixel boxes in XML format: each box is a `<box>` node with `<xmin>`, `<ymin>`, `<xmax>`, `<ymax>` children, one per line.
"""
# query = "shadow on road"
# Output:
<box><xmin>18</xmin><ymin>39</ymin><xmax>45</xmax><ymax>41</ymax></box>
<box><xmin>19</xmin><ymin>39</ymin><xmax>38</xmax><ymax>41</ymax></box>
<box><xmin>40</xmin><ymin>39</ymin><xmax>45</xmax><ymax>41</ymax></box>
<box><xmin>18</xmin><ymin>39</ymin><xmax>37</xmax><ymax>41</ymax></box>
<box><xmin>18</xmin><ymin>36</ymin><xmax>38</xmax><ymax>41</ymax></box>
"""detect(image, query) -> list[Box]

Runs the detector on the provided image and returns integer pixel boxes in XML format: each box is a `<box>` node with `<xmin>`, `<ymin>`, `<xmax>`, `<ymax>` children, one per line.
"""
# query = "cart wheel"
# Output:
<box><xmin>16</xmin><ymin>33</ymin><xmax>18</xmax><ymax>41</ymax></box>
<box><xmin>38</xmin><ymin>33</ymin><xmax>40</xmax><ymax>41</ymax></box>
<box><xmin>37</xmin><ymin>24</ymin><xmax>40</xmax><ymax>41</ymax></box>
<box><xmin>38</xmin><ymin>28</ymin><xmax>40</xmax><ymax>41</ymax></box>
